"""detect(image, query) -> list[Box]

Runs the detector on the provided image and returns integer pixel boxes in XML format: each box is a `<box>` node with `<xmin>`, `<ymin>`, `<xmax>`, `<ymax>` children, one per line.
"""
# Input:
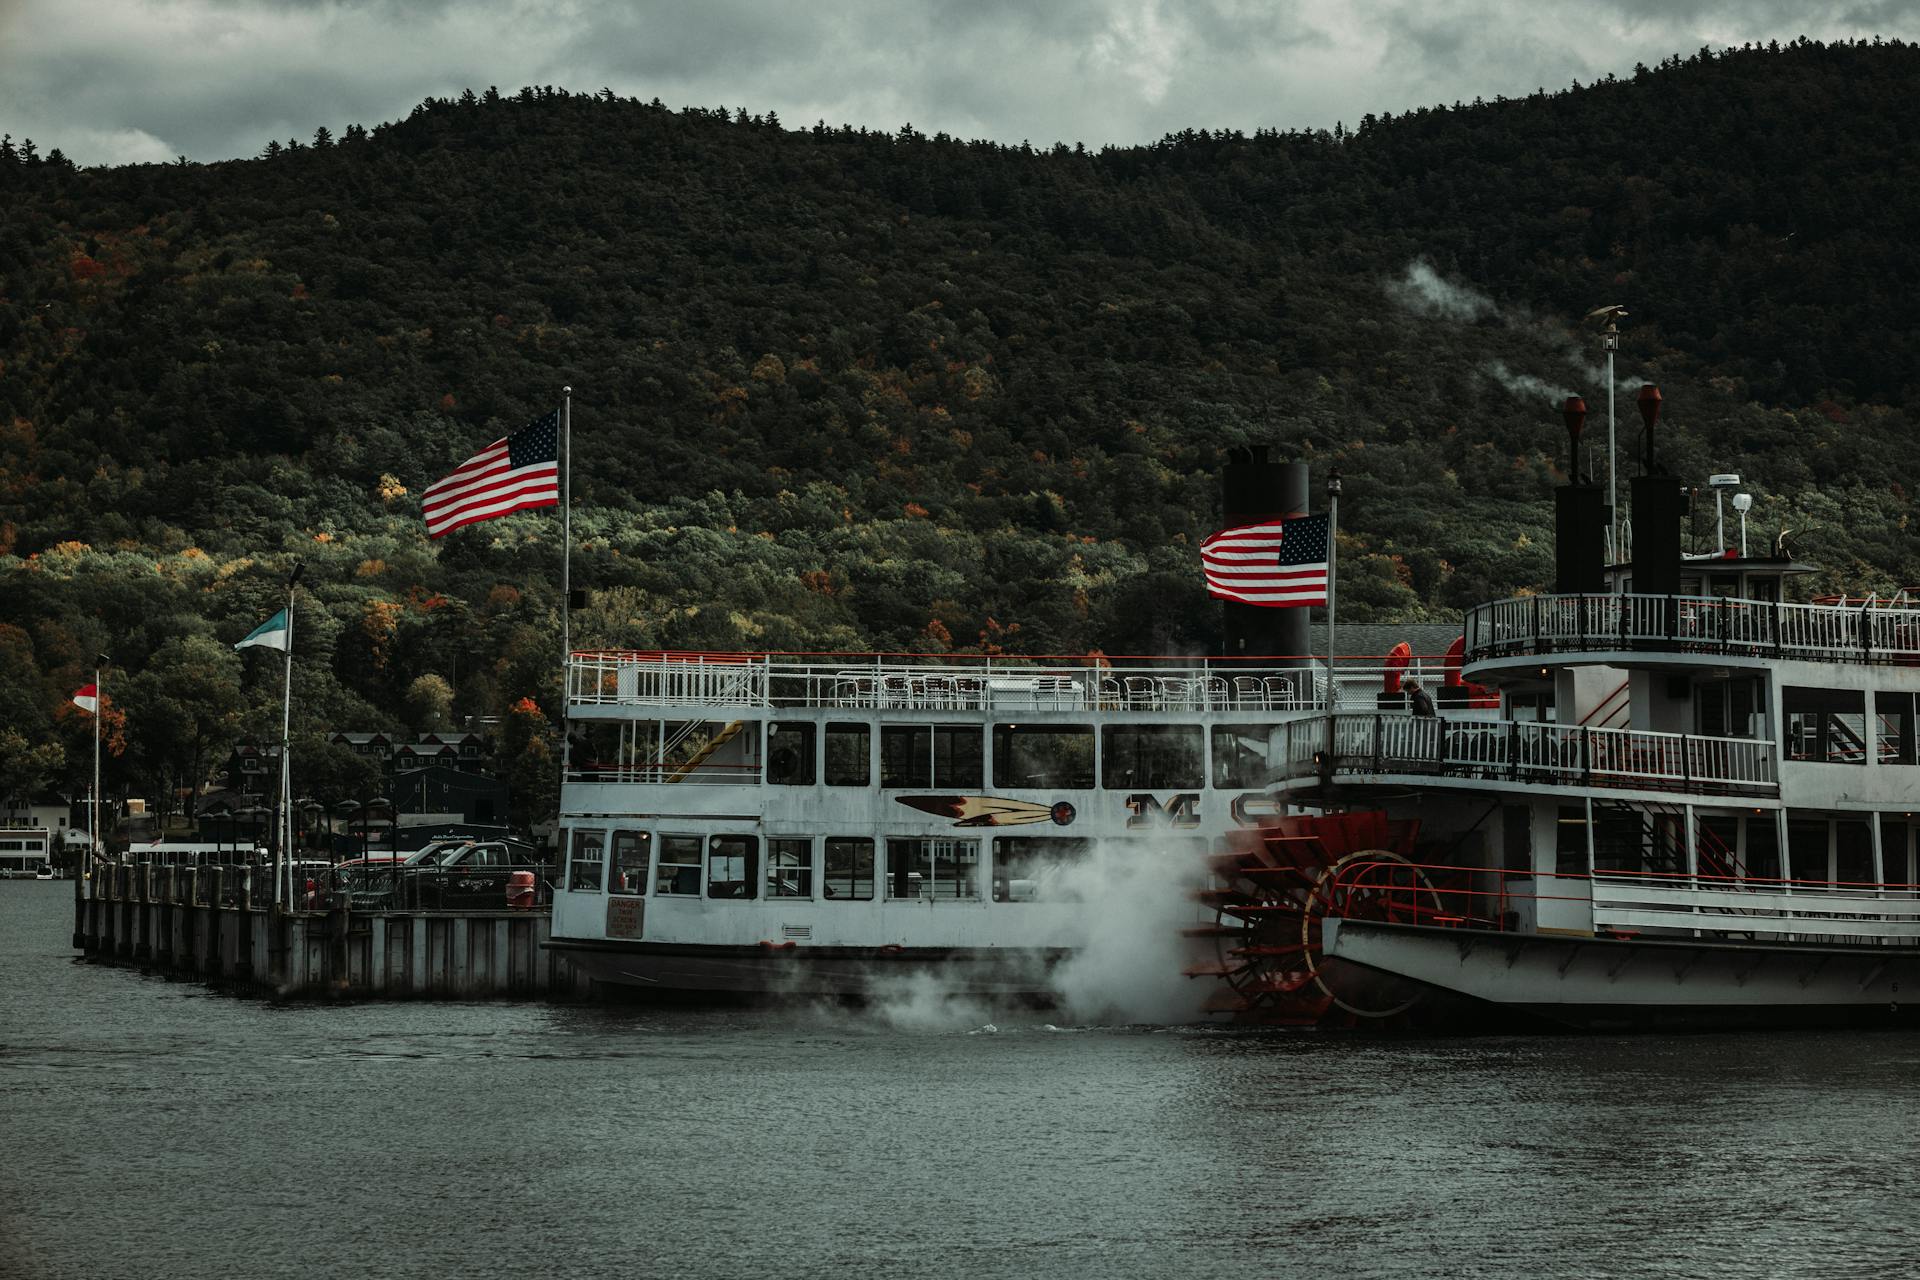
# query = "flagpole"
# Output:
<box><xmin>561</xmin><ymin>387</ymin><xmax>573</xmax><ymax>774</ymax></box>
<box><xmin>92</xmin><ymin>659</ymin><xmax>103</xmax><ymax>872</ymax></box>
<box><xmin>1324</xmin><ymin>470</ymin><xmax>1342</xmax><ymax>749</ymax></box>
<box><xmin>278</xmin><ymin>564</ymin><xmax>302</xmax><ymax>912</ymax></box>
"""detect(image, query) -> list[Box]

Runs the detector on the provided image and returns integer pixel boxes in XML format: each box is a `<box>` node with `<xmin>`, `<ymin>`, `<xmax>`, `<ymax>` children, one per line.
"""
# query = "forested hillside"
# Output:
<box><xmin>3</xmin><ymin>37</ymin><xmax>1918</xmax><ymax>821</ymax></box>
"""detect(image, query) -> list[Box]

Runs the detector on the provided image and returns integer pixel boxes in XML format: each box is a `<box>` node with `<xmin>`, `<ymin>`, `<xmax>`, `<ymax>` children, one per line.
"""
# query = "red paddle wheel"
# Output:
<box><xmin>1192</xmin><ymin>812</ymin><xmax>1439</xmax><ymax>1026</ymax></box>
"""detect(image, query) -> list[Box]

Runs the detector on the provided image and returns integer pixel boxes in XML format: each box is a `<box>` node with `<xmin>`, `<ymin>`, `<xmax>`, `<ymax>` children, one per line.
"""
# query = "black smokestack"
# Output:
<box><xmin>1221</xmin><ymin>448</ymin><xmax>1310</xmax><ymax>658</ymax></box>
<box><xmin>1555</xmin><ymin>398</ymin><xmax>1605</xmax><ymax>591</ymax></box>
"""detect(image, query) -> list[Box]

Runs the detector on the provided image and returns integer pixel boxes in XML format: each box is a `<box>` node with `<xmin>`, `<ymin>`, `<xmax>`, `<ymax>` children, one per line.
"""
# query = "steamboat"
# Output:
<box><xmin>549</xmin><ymin>390</ymin><xmax>1920</xmax><ymax>1029</ymax></box>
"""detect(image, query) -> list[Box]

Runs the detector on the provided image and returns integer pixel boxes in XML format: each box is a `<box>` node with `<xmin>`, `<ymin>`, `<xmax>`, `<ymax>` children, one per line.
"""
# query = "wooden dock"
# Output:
<box><xmin>74</xmin><ymin>861</ymin><xmax>595</xmax><ymax>1000</ymax></box>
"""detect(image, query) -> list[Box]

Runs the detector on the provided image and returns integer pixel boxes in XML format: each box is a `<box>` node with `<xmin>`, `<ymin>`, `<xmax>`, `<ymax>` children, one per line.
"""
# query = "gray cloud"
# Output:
<box><xmin>0</xmin><ymin>0</ymin><xmax>1913</xmax><ymax>165</ymax></box>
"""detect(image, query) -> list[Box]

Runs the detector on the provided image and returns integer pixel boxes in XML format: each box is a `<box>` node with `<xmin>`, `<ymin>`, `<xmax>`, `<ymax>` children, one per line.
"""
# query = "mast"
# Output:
<box><xmin>1324</xmin><ymin>469</ymin><xmax>1342</xmax><ymax>744</ymax></box>
<box><xmin>93</xmin><ymin>656</ymin><xmax>104</xmax><ymax>870</ymax></box>
<box><xmin>560</xmin><ymin>387</ymin><xmax>572</xmax><ymax>777</ymax></box>
<box><xmin>278</xmin><ymin>563</ymin><xmax>302</xmax><ymax>910</ymax></box>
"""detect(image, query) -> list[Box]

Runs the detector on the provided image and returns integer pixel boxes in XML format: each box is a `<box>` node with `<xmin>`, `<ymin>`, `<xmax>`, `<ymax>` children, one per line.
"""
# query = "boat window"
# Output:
<box><xmin>1101</xmin><ymin>725</ymin><xmax>1203</xmax><ymax>790</ymax></box>
<box><xmin>1502</xmin><ymin>806</ymin><xmax>1532</xmax><ymax>874</ymax></box>
<box><xmin>991</xmin><ymin>837</ymin><xmax>1090</xmax><ymax>902</ymax></box>
<box><xmin>655</xmin><ymin>835</ymin><xmax>703</xmax><ymax>896</ymax></box>
<box><xmin>991</xmin><ymin>724</ymin><xmax>1094</xmax><ymax>790</ymax></box>
<box><xmin>1211</xmin><ymin>724</ymin><xmax>1280</xmax><ymax>789</ymax></box>
<box><xmin>1708</xmin><ymin>574</ymin><xmax>1741</xmax><ymax>599</ymax></box>
<box><xmin>707</xmin><ymin>835</ymin><xmax>759</xmax><ymax>899</ymax></box>
<box><xmin>823</xmin><ymin>837</ymin><xmax>874</xmax><ymax>900</ymax></box>
<box><xmin>825</xmin><ymin>723</ymin><xmax>870</xmax><ymax>787</ymax></box>
<box><xmin>1698</xmin><ymin>817</ymin><xmax>1738</xmax><ymax>880</ymax></box>
<box><xmin>1837</xmin><ymin>820</ymin><xmax>1875</xmax><ymax>887</ymax></box>
<box><xmin>1696</xmin><ymin>677</ymin><xmax>1759</xmax><ymax>739</ymax></box>
<box><xmin>661</xmin><ymin>719</ymin><xmax>754</xmax><ymax>782</ymax></box>
<box><xmin>1744</xmin><ymin>815</ymin><xmax>1782</xmax><ymax>885</ymax></box>
<box><xmin>768</xmin><ymin>723</ymin><xmax>816</xmax><ymax>785</ymax></box>
<box><xmin>1878</xmin><ymin>816</ymin><xmax>1915</xmax><ymax>891</ymax></box>
<box><xmin>1782</xmin><ymin>687</ymin><xmax>1867</xmax><ymax>764</ymax></box>
<box><xmin>1787</xmin><ymin>818</ymin><xmax>1830</xmax><ymax>885</ymax></box>
<box><xmin>767</xmin><ymin>838</ymin><xmax>813</xmax><ymax>898</ymax></box>
<box><xmin>881</xmin><ymin>726</ymin><xmax>932</xmax><ymax>788</ymax></box>
<box><xmin>609</xmin><ymin>831</ymin><xmax>650</xmax><ymax>896</ymax></box>
<box><xmin>1553</xmin><ymin>806</ymin><xmax>1588</xmax><ymax>876</ymax></box>
<box><xmin>880</xmin><ymin>725</ymin><xmax>983</xmax><ymax>789</ymax></box>
<box><xmin>934</xmin><ymin>725</ymin><xmax>984</xmax><ymax>788</ymax></box>
<box><xmin>566</xmin><ymin>828</ymin><xmax>605</xmax><ymax>893</ymax></box>
<box><xmin>1876</xmin><ymin>692</ymin><xmax>1915</xmax><ymax>765</ymax></box>
<box><xmin>885</xmin><ymin>838</ymin><xmax>980</xmax><ymax>900</ymax></box>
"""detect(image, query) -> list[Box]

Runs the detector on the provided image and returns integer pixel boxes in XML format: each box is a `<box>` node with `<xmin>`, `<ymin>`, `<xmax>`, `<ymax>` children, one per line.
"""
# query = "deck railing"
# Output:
<box><xmin>567</xmin><ymin>651</ymin><xmax>1465</xmax><ymax>716</ymax></box>
<box><xmin>1272</xmin><ymin>714</ymin><xmax>1776</xmax><ymax>795</ymax></box>
<box><xmin>1465</xmin><ymin>592</ymin><xmax>1920</xmax><ymax>665</ymax></box>
<box><xmin>1325</xmin><ymin>858</ymin><xmax>1920</xmax><ymax>945</ymax></box>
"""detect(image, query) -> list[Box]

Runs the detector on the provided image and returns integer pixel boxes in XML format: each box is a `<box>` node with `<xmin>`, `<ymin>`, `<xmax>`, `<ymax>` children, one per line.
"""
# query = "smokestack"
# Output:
<box><xmin>1221</xmin><ymin>449</ymin><xmax>1310</xmax><ymax>659</ymax></box>
<box><xmin>1555</xmin><ymin>400</ymin><xmax>1605</xmax><ymax>591</ymax></box>
<box><xmin>1561</xmin><ymin>397</ymin><xmax>1587</xmax><ymax>481</ymax></box>
<box><xmin>1637</xmin><ymin>384</ymin><xmax>1663</xmax><ymax>472</ymax></box>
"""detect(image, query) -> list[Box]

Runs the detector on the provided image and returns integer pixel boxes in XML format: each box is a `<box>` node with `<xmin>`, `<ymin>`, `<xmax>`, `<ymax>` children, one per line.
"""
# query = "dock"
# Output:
<box><xmin>74</xmin><ymin>860</ymin><xmax>594</xmax><ymax>1000</ymax></box>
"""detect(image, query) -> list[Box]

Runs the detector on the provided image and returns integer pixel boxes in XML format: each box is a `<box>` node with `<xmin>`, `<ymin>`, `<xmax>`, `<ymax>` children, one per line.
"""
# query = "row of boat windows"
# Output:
<box><xmin>1783</xmin><ymin>688</ymin><xmax>1920</xmax><ymax>765</ymax></box>
<box><xmin>765</xmin><ymin>722</ymin><xmax>1275</xmax><ymax>790</ymax></box>
<box><xmin>563</xmin><ymin>829</ymin><xmax>1190</xmax><ymax>903</ymax></box>
<box><xmin>1554</xmin><ymin>807</ymin><xmax>1920</xmax><ymax>887</ymax></box>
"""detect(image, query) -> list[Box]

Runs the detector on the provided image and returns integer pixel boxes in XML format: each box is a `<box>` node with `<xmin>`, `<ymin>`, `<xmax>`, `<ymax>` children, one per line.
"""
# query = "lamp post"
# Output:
<box><xmin>1585</xmin><ymin>305</ymin><xmax>1628</xmax><ymax>554</ymax></box>
<box><xmin>1733</xmin><ymin>492</ymin><xmax>1753</xmax><ymax>558</ymax></box>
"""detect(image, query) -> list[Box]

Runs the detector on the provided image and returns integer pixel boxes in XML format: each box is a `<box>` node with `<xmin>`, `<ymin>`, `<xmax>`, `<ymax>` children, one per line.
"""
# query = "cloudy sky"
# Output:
<box><xmin>3</xmin><ymin>0</ymin><xmax>1914</xmax><ymax>166</ymax></box>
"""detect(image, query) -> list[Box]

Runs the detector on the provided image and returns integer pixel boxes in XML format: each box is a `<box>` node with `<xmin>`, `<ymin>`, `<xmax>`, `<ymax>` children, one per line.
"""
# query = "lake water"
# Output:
<box><xmin>3</xmin><ymin>880</ymin><xmax>1917</xmax><ymax>1279</ymax></box>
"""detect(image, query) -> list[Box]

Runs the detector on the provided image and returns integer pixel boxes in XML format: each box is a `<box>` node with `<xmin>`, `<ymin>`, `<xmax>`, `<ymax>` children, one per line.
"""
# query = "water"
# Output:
<box><xmin>4</xmin><ymin>883</ymin><xmax>1918</xmax><ymax>1279</ymax></box>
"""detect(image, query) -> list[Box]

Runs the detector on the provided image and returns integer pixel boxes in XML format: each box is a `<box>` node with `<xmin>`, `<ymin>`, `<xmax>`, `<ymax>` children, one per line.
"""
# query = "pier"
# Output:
<box><xmin>73</xmin><ymin>860</ymin><xmax>594</xmax><ymax>1000</ymax></box>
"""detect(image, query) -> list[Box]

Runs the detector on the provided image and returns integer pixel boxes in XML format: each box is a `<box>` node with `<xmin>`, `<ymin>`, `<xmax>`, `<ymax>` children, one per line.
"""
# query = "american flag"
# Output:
<box><xmin>1201</xmin><ymin>512</ymin><xmax>1330</xmax><ymax>607</ymax></box>
<box><xmin>421</xmin><ymin>411</ymin><xmax>561</xmax><ymax>539</ymax></box>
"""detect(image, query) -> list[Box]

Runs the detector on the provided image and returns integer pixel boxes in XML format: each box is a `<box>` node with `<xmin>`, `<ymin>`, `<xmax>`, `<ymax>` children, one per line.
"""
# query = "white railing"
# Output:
<box><xmin>1465</xmin><ymin>593</ymin><xmax>1920</xmax><ymax>665</ymax></box>
<box><xmin>566</xmin><ymin>652</ymin><xmax>1463</xmax><ymax>716</ymax></box>
<box><xmin>1592</xmin><ymin>876</ymin><xmax>1920</xmax><ymax>943</ymax></box>
<box><xmin>1275</xmin><ymin>714</ymin><xmax>1777</xmax><ymax>794</ymax></box>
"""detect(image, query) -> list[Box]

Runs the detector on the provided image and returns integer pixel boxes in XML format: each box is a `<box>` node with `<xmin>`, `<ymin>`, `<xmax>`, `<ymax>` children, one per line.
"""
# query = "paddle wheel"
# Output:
<box><xmin>1191</xmin><ymin>811</ymin><xmax>1440</xmax><ymax>1026</ymax></box>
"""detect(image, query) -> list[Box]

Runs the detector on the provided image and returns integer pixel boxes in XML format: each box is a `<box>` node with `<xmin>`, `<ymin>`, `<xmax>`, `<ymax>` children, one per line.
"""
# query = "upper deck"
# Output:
<box><xmin>565</xmin><ymin>650</ymin><xmax>1466</xmax><ymax>718</ymax></box>
<box><xmin>1465</xmin><ymin>592</ymin><xmax>1920</xmax><ymax>671</ymax></box>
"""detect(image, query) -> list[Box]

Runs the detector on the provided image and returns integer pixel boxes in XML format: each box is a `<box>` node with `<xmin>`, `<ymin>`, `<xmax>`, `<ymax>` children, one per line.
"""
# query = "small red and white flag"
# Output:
<box><xmin>72</xmin><ymin>684</ymin><xmax>99</xmax><ymax>714</ymax></box>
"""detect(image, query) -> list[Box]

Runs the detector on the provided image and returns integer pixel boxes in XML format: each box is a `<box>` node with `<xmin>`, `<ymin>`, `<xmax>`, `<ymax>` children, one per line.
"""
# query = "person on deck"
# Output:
<box><xmin>1406</xmin><ymin>678</ymin><xmax>1437</xmax><ymax>718</ymax></box>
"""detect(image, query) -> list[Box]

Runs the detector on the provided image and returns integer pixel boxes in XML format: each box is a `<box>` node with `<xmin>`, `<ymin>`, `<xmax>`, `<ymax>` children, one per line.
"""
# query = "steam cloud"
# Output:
<box><xmin>845</xmin><ymin>835</ymin><xmax>1212</xmax><ymax>1031</ymax></box>
<box><xmin>1386</xmin><ymin>260</ymin><xmax>1496</xmax><ymax>321</ymax></box>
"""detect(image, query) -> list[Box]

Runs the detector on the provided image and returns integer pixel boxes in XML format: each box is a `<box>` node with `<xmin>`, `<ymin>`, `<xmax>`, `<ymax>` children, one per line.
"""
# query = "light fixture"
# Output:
<box><xmin>1732</xmin><ymin>492</ymin><xmax>1753</xmax><ymax>558</ymax></box>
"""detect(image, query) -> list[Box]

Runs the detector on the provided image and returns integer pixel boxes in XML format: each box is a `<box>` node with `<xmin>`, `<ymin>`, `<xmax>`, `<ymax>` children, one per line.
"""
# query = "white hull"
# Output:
<box><xmin>1323</xmin><ymin>918</ymin><xmax>1920</xmax><ymax>1030</ymax></box>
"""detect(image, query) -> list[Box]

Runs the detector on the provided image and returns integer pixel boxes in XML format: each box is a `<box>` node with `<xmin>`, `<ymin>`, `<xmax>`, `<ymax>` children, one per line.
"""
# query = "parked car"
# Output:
<box><xmin>405</xmin><ymin>840</ymin><xmax>548</xmax><ymax>910</ymax></box>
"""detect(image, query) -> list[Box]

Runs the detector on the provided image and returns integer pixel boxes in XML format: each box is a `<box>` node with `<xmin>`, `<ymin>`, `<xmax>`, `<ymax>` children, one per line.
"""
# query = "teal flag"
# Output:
<box><xmin>235</xmin><ymin>609</ymin><xmax>290</xmax><ymax>652</ymax></box>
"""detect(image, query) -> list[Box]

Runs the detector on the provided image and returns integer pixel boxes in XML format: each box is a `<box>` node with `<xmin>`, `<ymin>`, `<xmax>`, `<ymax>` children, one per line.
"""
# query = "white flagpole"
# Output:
<box><xmin>93</xmin><ymin>659</ymin><xmax>103</xmax><ymax>871</ymax></box>
<box><xmin>278</xmin><ymin>567</ymin><xmax>300</xmax><ymax>910</ymax></box>
<box><xmin>1324</xmin><ymin>471</ymin><xmax>1342</xmax><ymax>749</ymax></box>
<box><xmin>561</xmin><ymin>388</ymin><xmax>573</xmax><ymax>775</ymax></box>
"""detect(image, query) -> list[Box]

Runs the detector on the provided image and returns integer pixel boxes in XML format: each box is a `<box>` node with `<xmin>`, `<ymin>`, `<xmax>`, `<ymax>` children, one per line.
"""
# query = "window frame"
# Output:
<box><xmin>823</xmin><ymin>836</ymin><xmax>875</xmax><ymax>901</ymax></box>
<box><xmin>1100</xmin><ymin>724</ymin><xmax>1205</xmax><ymax>790</ymax></box>
<box><xmin>566</xmin><ymin>827</ymin><xmax>606</xmax><ymax>893</ymax></box>
<box><xmin>824</xmin><ymin>723</ymin><xmax>871</xmax><ymax>787</ymax></box>
<box><xmin>608</xmin><ymin>830</ymin><xmax>651</xmax><ymax>897</ymax></box>
<box><xmin>768</xmin><ymin>722</ymin><xmax>817</xmax><ymax>785</ymax></box>
<box><xmin>990</xmin><ymin>723</ymin><xmax>1095</xmax><ymax>790</ymax></box>
<box><xmin>655</xmin><ymin>834</ymin><xmax>704</xmax><ymax>896</ymax></box>
<box><xmin>767</xmin><ymin>837</ymin><xmax>814</xmax><ymax>899</ymax></box>
<box><xmin>706</xmin><ymin>834</ymin><xmax>759</xmax><ymax>900</ymax></box>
